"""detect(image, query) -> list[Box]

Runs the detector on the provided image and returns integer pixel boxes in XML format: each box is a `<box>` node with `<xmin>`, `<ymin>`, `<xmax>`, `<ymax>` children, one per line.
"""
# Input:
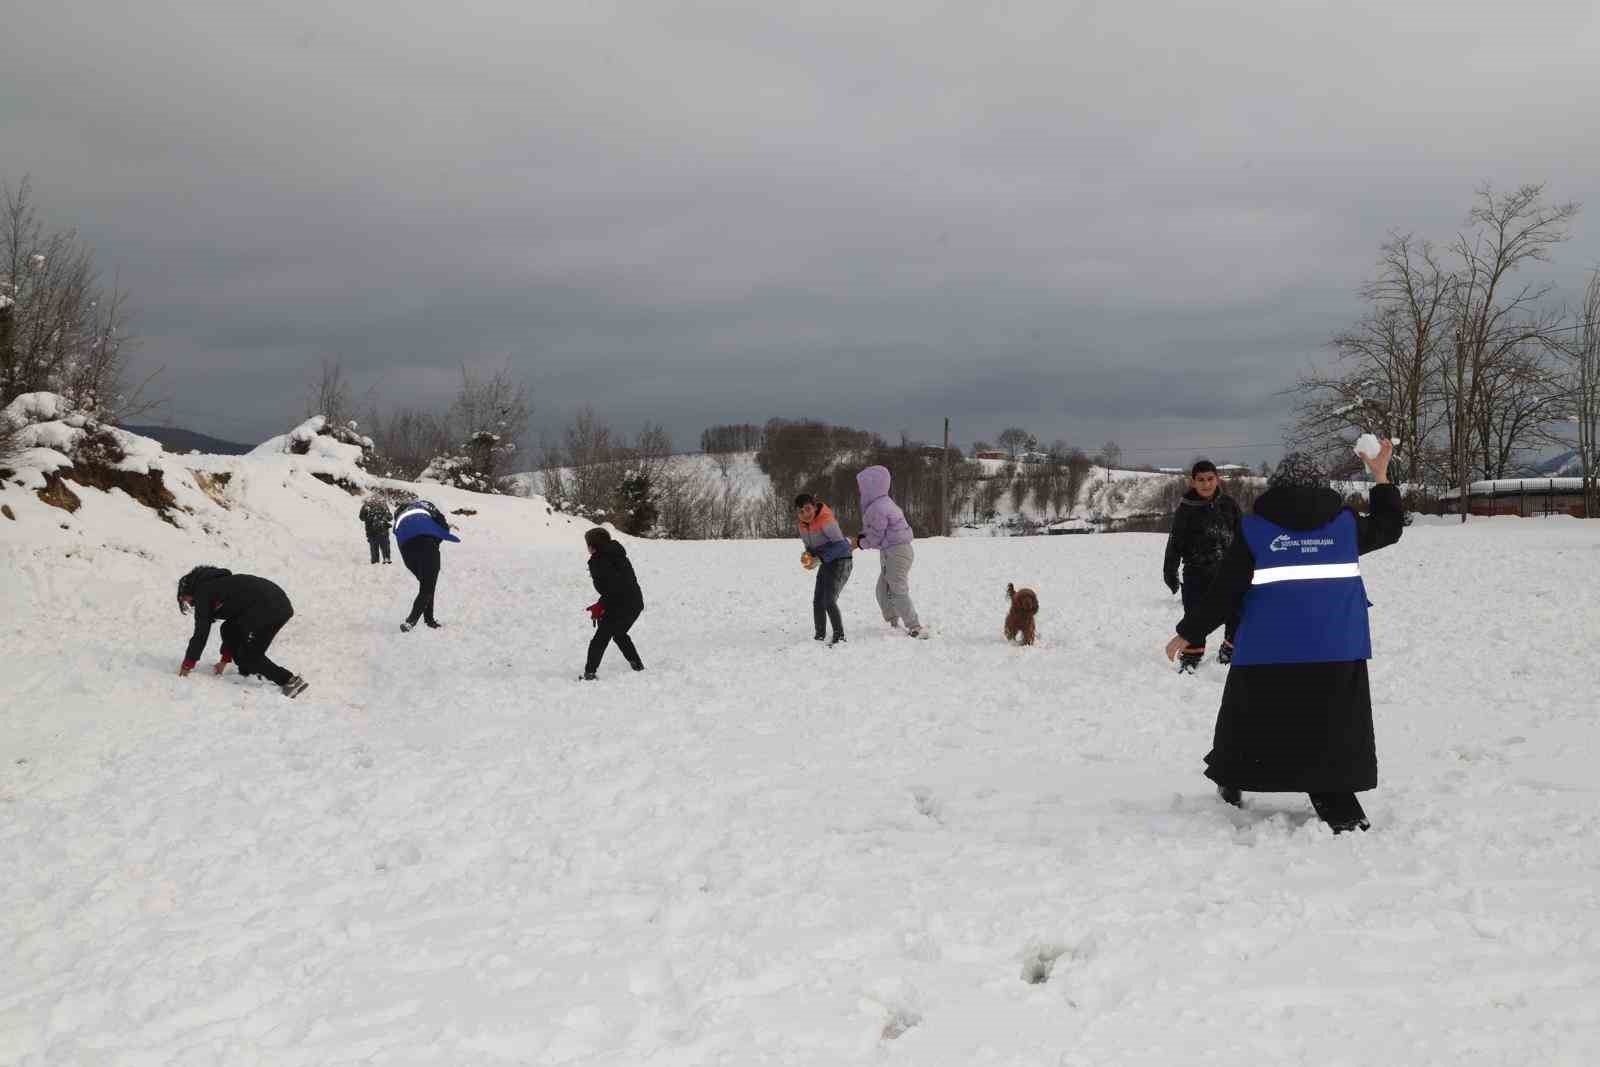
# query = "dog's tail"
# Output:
<box><xmin>1006</xmin><ymin>582</ymin><xmax>1015</xmax><ymax>602</ymax></box>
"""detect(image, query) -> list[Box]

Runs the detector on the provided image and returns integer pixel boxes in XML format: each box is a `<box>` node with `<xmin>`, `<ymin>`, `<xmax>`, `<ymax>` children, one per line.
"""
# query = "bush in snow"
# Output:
<box><xmin>419</xmin><ymin>430</ymin><xmax>518</xmax><ymax>495</ymax></box>
<box><xmin>614</xmin><ymin>468</ymin><xmax>659</xmax><ymax>536</ymax></box>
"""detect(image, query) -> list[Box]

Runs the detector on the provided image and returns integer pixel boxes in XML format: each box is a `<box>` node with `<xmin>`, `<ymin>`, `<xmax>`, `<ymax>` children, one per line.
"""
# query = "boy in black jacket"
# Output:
<box><xmin>581</xmin><ymin>528</ymin><xmax>645</xmax><ymax>680</ymax></box>
<box><xmin>1163</xmin><ymin>460</ymin><xmax>1244</xmax><ymax>671</ymax></box>
<box><xmin>175</xmin><ymin>566</ymin><xmax>308</xmax><ymax>698</ymax></box>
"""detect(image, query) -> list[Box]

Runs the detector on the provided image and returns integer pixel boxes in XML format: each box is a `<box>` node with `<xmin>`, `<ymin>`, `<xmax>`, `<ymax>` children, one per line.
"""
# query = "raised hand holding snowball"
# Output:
<box><xmin>1355</xmin><ymin>436</ymin><xmax>1394</xmax><ymax>483</ymax></box>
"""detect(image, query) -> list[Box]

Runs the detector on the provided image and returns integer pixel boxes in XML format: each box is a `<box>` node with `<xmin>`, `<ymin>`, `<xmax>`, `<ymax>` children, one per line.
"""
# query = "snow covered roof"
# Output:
<box><xmin>1438</xmin><ymin>477</ymin><xmax>1587</xmax><ymax>501</ymax></box>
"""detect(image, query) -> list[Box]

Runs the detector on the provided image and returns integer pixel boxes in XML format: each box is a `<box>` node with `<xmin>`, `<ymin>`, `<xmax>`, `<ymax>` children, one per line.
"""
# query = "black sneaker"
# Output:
<box><xmin>579</xmin><ymin>672</ymin><xmax>598</xmax><ymax>681</ymax></box>
<box><xmin>828</xmin><ymin>634</ymin><xmax>847</xmax><ymax>647</ymax></box>
<box><xmin>1217</xmin><ymin>785</ymin><xmax>1243</xmax><ymax>808</ymax></box>
<box><xmin>281</xmin><ymin>675</ymin><xmax>309</xmax><ymax>699</ymax></box>
<box><xmin>425</xmin><ymin>619</ymin><xmax>443</xmax><ymax>629</ymax></box>
<box><xmin>814</xmin><ymin>633</ymin><xmax>826</xmax><ymax>642</ymax></box>
<box><xmin>1218</xmin><ymin>641</ymin><xmax>1235</xmax><ymax>665</ymax></box>
<box><xmin>400</xmin><ymin>621</ymin><xmax>415</xmax><ymax>633</ymax></box>
<box><xmin>629</xmin><ymin>661</ymin><xmax>644</xmax><ymax>672</ymax></box>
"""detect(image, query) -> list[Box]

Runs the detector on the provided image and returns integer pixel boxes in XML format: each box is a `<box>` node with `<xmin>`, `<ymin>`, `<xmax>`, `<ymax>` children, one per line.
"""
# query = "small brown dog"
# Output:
<box><xmin>1004</xmin><ymin>582</ymin><xmax>1039</xmax><ymax>646</ymax></box>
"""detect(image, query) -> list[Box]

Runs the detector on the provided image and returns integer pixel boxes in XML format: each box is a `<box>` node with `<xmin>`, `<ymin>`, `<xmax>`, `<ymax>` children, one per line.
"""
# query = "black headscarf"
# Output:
<box><xmin>1268</xmin><ymin>452</ymin><xmax>1328</xmax><ymax>491</ymax></box>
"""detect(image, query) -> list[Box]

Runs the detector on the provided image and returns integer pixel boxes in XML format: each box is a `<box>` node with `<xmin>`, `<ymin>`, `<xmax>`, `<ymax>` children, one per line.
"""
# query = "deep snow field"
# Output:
<box><xmin>3</xmin><ymin>460</ymin><xmax>1600</xmax><ymax>1065</ymax></box>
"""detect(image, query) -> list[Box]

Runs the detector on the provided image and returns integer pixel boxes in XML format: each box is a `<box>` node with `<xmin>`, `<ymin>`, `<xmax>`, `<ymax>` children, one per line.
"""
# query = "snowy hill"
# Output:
<box><xmin>1</xmin><ymin>404</ymin><xmax>591</xmax><ymax>563</ymax></box>
<box><xmin>5</xmin><ymin>399</ymin><xmax>1600</xmax><ymax>1063</ymax></box>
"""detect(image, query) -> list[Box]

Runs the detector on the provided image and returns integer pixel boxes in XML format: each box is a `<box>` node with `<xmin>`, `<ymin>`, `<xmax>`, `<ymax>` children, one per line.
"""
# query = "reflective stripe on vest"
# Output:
<box><xmin>1231</xmin><ymin>510</ymin><xmax>1371</xmax><ymax>666</ymax></box>
<box><xmin>1251</xmin><ymin>561</ymin><xmax>1362</xmax><ymax>585</ymax></box>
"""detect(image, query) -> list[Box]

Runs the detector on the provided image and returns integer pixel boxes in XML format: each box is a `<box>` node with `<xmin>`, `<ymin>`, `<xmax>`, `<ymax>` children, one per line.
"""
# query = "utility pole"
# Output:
<box><xmin>940</xmin><ymin>417</ymin><xmax>950</xmax><ymax>537</ymax></box>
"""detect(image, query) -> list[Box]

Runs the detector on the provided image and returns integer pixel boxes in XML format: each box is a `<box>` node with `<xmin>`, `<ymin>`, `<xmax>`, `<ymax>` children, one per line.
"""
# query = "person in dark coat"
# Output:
<box><xmin>176</xmin><ymin>565</ymin><xmax>307</xmax><ymax>698</ymax></box>
<box><xmin>1164</xmin><ymin>442</ymin><xmax>1403</xmax><ymax>833</ymax></box>
<box><xmin>1163</xmin><ymin>459</ymin><xmax>1244</xmax><ymax>669</ymax></box>
<box><xmin>393</xmin><ymin>499</ymin><xmax>460</xmax><ymax>632</ymax></box>
<box><xmin>582</xmin><ymin>527</ymin><xmax>644</xmax><ymax>679</ymax></box>
<box><xmin>359</xmin><ymin>497</ymin><xmax>393</xmax><ymax>564</ymax></box>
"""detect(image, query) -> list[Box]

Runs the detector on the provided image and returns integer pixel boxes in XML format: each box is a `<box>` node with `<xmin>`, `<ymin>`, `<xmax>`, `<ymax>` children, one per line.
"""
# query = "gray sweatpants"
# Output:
<box><xmin>875</xmin><ymin>542</ymin><xmax>920</xmax><ymax>630</ymax></box>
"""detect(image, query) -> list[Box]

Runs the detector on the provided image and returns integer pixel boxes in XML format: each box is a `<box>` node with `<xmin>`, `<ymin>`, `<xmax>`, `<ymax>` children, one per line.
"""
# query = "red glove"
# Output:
<box><xmin>586</xmin><ymin>601</ymin><xmax>604</xmax><ymax>625</ymax></box>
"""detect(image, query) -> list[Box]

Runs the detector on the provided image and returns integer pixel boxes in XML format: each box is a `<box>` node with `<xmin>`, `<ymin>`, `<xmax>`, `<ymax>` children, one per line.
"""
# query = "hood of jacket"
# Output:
<box><xmin>1253</xmin><ymin>485</ymin><xmax>1345</xmax><ymax>531</ymax></box>
<box><xmin>856</xmin><ymin>465</ymin><xmax>891</xmax><ymax>506</ymax></box>
<box><xmin>597</xmin><ymin>539</ymin><xmax>630</xmax><ymax>562</ymax></box>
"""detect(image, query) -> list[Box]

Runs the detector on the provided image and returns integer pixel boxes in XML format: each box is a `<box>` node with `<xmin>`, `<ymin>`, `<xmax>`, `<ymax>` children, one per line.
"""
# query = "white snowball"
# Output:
<box><xmin>1353</xmin><ymin>433</ymin><xmax>1382</xmax><ymax>459</ymax></box>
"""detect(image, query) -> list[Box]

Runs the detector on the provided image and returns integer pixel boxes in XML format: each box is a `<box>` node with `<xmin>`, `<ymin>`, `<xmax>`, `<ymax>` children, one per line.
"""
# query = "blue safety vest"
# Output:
<box><xmin>393</xmin><ymin>502</ymin><xmax>461</xmax><ymax>546</ymax></box>
<box><xmin>1231</xmin><ymin>510</ymin><xmax>1370</xmax><ymax>666</ymax></box>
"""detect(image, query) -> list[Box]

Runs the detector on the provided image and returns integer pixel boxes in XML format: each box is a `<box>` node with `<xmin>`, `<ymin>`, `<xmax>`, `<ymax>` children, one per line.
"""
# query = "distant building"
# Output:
<box><xmin>1440</xmin><ymin>477</ymin><xmax>1588</xmax><ymax>518</ymax></box>
<box><xmin>974</xmin><ymin>450</ymin><xmax>1008</xmax><ymax>461</ymax></box>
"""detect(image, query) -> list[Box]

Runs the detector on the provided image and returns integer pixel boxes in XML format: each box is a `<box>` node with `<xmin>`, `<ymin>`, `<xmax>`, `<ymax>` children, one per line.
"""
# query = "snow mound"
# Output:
<box><xmin>251</xmin><ymin>414</ymin><xmax>373</xmax><ymax>467</ymax></box>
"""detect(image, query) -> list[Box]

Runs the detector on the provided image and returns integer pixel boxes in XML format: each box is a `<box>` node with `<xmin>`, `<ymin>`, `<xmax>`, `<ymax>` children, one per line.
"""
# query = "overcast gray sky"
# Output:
<box><xmin>6</xmin><ymin>0</ymin><xmax>1599</xmax><ymax>465</ymax></box>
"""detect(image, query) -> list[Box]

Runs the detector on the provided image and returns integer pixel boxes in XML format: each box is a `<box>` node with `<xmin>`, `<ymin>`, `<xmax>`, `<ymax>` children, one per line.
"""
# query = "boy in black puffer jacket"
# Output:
<box><xmin>1163</xmin><ymin>460</ymin><xmax>1244</xmax><ymax>670</ymax></box>
<box><xmin>581</xmin><ymin>527</ymin><xmax>644</xmax><ymax>680</ymax></box>
<box><xmin>175</xmin><ymin>565</ymin><xmax>308</xmax><ymax>698</ymax></box>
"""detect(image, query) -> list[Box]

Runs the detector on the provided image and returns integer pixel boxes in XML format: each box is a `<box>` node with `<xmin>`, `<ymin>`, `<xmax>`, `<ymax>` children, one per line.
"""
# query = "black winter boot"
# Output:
<box><xmin>1310</xmin><ymin>793</ymin><xmax>1370</xmax><ymax>833</ymax></box>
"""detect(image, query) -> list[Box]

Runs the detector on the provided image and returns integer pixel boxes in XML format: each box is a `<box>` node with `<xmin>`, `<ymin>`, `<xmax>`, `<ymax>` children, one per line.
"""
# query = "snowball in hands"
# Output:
<box><xmin>1353</xmin><ymin>433</ymin><xmax>1397</xmax><ymax>460</ymax></box>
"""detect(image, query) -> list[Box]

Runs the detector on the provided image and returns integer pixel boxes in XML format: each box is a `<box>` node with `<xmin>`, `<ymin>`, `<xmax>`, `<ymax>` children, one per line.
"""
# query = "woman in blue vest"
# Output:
<box><xmin>393</xmin><ymin>499</ymin><xmax>461</xmax><ymax>632</ymax></box>
<box><xmin>1164</xmin><ymin>441</ymin><xmax>1403</xmax><ymax>833</ymax></box>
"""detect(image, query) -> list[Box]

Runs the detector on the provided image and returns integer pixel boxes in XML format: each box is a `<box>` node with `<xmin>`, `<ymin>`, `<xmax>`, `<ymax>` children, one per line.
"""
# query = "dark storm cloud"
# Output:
<box><xmin>5</xmin><ymin>0</ymin><xmax>1598</xmax><ymax>463</ymax></box>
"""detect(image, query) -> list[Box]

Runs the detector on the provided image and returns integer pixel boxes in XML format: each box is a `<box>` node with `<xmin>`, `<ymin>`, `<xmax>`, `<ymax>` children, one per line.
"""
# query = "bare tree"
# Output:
<box><xmin>1289</xmin><ymin>234</ymin><xmax>1452</xmax><ymax>486</ymax></box>
<box><xmin>1471</xmin><ymin>345</ymin><xmax>1565</xmax><ymax>479</ymax></box>
<box><xmin>1441</xmin><ymin>184</ymin><xmax>1579</xmax><ymax>515</ymax></box>
<box><xmin>449</xmin><ymin>362</ymin><xmax>531</xmax><ymax>488</ymax></box>
<box><xmin>564</xmin><ymin>407</ymin><xmax>624</xmax><ymax>517</ymax></box>
<box><xmin>367</xmin><ymin>405</ymin><xmax>451</xmax><ymax>480</ymax></box>
<box><xmin>2</xmin><ymin>177</ymin><xmax>152</xmax><ymax>419</ymax></box>
<box><xmin>306</xmin><ymin>358</ymin><xmax>353</xmax><ymax>427</ymax></box>
<box><xmin>1547</xmin><ymin>270</ymin><xmax>1600</xmax><ymax>516</ymax></box>
<box><xmin>996</xmin><ymin>427</ymin><xmax>1033</xmax><ymax>458</ymax></box>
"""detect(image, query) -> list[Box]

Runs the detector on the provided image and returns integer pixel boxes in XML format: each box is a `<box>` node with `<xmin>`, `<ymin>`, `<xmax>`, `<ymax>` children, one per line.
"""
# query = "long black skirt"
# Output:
<box><xmin>1204</xmin><ymin>659</ymin><xmax>1378</xmax><ymax>793</ymax></box>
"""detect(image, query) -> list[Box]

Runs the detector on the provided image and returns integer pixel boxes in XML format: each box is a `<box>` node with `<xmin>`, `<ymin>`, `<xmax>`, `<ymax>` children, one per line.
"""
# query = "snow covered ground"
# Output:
<box><xmin>4</xmin><ymin>442</ymin><xmax>1600</xmax><ymax>1064</ymax></box>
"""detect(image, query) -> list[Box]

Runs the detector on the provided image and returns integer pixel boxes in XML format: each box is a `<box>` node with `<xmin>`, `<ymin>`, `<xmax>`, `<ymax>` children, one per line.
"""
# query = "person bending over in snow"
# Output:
<box><xmin>176</xmin><ymin>566</ymin><xmax>308</xmax><ymax>698</ymax></box>
<box><xmin>854</xmin><ymin>465</ymin><xmax>926</xmax><ymax>639</ymax></box>
<box><xmin>393</xmin><ymin>498</ymin><xmax>460</xmax><ymax>632</ymax></box>
<box><xmin>359</xmin><ymin>495</ymin><xmax>393</xmax><ymax>565</ymax></box>
<box><xmin>1163</xmin><ymin>441</ymin><xmax>1403</xmax><ymax>833</ymax></box>
<box><xmin>581</xmin><ymin>527</ymin><xmax>645</xmax><ymax>680</ymax></box>
<box><xmin>795</xmin><ymin>493</ymin><xmax>853</xmax><ymax>646</ymax></box>
<box><xmin>1163</xmin><ymin>459</ymin><xmax>1244</xmax><ymax>671</ymax></box>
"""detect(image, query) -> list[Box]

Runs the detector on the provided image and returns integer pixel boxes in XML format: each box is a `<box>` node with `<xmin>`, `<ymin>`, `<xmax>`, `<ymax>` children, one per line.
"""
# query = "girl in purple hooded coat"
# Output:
<box><xmin>854</xmin><ymin>465</ymin><xmax>926</xmax><ymax>638</ymax></box>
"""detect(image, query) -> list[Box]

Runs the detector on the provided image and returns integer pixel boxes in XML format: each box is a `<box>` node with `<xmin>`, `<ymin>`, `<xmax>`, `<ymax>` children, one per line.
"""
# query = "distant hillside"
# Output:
<box><xmin>122</xmin><ymin>424</ymin><xmax>254</xmax><ymax>455</ymax></box>
<box><xmin>1529</xmin><ymin>450</ymin><xmax>1582</xmax><ymax>477</ymax></box>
